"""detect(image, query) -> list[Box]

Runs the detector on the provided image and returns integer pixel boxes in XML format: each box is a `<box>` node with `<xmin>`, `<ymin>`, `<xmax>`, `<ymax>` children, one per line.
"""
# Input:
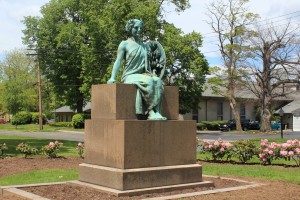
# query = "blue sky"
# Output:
<box><xmin>1</xmin><ymin>0</ymin><xmax>300</xmax><ymax>67</ymax></box>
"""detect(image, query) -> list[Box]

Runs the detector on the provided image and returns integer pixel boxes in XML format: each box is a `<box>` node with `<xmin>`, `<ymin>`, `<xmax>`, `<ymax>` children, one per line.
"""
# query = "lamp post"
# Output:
<box><xmin>279</xmin><ymin>108</ymin><xmax>284</xmax><ymax>139</ymax></box>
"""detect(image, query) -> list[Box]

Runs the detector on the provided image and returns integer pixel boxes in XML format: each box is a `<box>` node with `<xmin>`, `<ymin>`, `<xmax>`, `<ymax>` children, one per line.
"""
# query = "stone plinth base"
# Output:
<box><xmin>73</xmin><ymin>179</ymin><xmax>214</xmax><ymax>197</ymax></box>
<box><xmin>91</xmin><ymin>84</ymin><xmax>179</xmax><ymax>120</ymax></box>
<box><xmin>80</xmin><ymin>119</ymin><xmax>200</xmax><ymax>191</ymax></box>
<box><xmin>84</xmin><ymin>119</ymin><xmax>196</xmax><ymax>169</ymax></box>
<box><xmin>78</xmin><ymin>83</ymin><xmax>203</xmax><ymax>196</ymax></box>
<box><xmin>79</xmin><ymin>163</ymin><xmax>202</xmax><ymax>190</ymax></box>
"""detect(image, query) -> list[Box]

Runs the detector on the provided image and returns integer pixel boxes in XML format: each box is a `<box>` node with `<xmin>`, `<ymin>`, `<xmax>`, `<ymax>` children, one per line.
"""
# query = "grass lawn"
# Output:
<box><xmin>0</xmin><ymin>135</ymin><xmax>79</xmax><ymax>157</ymax></box>
<box><xmin>0</xmin><ymin>123</ymin><xmax>84</xmax><ymax>132</ymax></box>
<box><xmin>203</xmin><ymin>162</ymin><xmax>300</xmax><ymax>184</ymax></box>
<box><xmin>1</xmin><ymin>135</ymin><xmax>299</xmax><ymax>186</ymax></box>
<box><xmin>0</xmin><ymin>169</ymin><xmax>78</xmax><ymax>186</ymax></box>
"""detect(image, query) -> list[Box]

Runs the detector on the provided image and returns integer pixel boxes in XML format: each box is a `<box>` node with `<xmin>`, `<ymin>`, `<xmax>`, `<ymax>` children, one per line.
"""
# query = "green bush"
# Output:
<box><xmin>16</xmin><ymin>143</ymin><xmax>38</xmax><ymax>158</ymax></box>
<box><xmin>0</xmin><ymin>143</ymin><xmax>8</xmax><ymax>159</ymax></box>
<box><xmin>48</xmin><ymin>122</ymin><xmax>73</xmax><ymax>127</ymax></box>
<box><xmin>72</xmin><ymin>114</ymin><xmax>85</xmax><ymax>129</ymax></box>
<box><xmin>197</xmin><ymin>123</ymin><xmax>206</xmax><ymax>130</ymax></box>
<box><xmin>11</xmin><ymin>111</ymin><xmax>32</xmax><ymax>125</ymax></box>
<box><xmin>197</xmin><ymin>121</ymin><xmax>227</xmax><ymax>130</ymax></box>
<box><xmin>84</xmin><ymin>114</ymin><xmax>91</xmax><ymax>120</ymax></box>
<box><xmin>40</xmin><ymin>141</ymin><xmax>63</xmax><ymax>158</ymax></box>
<box><xmin>231</xmin><ymin>140</ymin><xmax>257</xmax><ymax>163</ymax></box>
<box><xmin>31</xmin><ymin>112</ymin><xmax>47</xmax><ymax>124</ymax></box>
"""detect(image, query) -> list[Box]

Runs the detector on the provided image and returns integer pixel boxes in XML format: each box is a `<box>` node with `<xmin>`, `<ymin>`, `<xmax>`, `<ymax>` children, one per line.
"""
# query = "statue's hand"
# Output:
<box><xmin>107</xmin><ymin>78</ymin><xmax>116</xmax><ymax>84</ymax></box>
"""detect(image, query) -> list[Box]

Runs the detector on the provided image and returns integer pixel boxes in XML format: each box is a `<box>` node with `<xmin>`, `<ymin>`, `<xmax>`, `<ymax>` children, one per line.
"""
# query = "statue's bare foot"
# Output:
<box><xmin>147</xmin><ymin>111</ymin><xmax>167</xmax><ymax>120</ymax></box>
<box><xmin>154</xmin><ymin>112</ymin><xmax>167</xmax><ymax>120</ymax></box>
<box><xmin>147</xmin><ymin>110</ymin><xmax>156</xmax><ymax>120</ymax></box>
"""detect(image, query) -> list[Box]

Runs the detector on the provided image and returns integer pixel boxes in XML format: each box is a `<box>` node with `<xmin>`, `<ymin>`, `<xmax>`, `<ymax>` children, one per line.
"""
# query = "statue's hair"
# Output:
<box><xmin>125</xmin><ymin>19</ymin><xmax>143</xmax><ymax>34</ymax></box>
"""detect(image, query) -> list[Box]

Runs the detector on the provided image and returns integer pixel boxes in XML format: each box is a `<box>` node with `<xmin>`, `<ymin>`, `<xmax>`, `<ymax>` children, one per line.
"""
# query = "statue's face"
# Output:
<box><xmin>131</xmin><ymin>20</ymin><xmax>142</xmax><ymax>37</ymax></box>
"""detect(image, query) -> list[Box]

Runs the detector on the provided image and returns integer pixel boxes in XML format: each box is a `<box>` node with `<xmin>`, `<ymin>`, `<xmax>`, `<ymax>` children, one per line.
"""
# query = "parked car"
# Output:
<box><xmin>271</xmin><ymin>121</ymin><xmax>288</xmax><ymax>130</ymax></box>
<box><xmin>0</xmin><ymin>119</ymin><xmax>6</xmax><ymax>124</ymax></box>
<box><xmin>219</xmin><ymin>119</ymin><xmax>260</xmax><ymax>131</ymax></box>
<box><xmin>271</xmin><ymin>121</ymin><xmax>281</xmax><ymax>130</ymax></box>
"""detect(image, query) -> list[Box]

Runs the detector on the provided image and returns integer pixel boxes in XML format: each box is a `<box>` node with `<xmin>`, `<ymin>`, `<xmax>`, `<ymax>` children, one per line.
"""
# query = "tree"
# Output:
<box><xmin>161</xmin><ymin>22</ymin><xmax>209</xmax><ymax>114</ymax></box>
<box><xmin>22</xmin><ymin>0</ymin><xmax>191</xmax><ymax>113</ymax></box>
<box><xmin>206</xmin><ymin>0</ymin><xmax>258</xmax><ymax>131</ymax></box>
<box><xmin>0</xmin><ymin>49</ymin><xmax>38</xmax><ymax>114</ymax></box>
<box><xmin>241</xmin><ymin>21</ymin><xmax>300</xmax><ymax>132</ymax></box>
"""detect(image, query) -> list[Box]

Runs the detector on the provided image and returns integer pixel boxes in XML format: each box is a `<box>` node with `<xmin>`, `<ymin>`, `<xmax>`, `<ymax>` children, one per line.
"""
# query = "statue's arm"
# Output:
<box><xmin>107</xmin><ymin>41</ymin><xmax>127</xmax><ymax>84</ymax></box>
<box><xmin>157</xmin><ymin>42</ymin><xmax>166</xmax><ymax>79</ymax></box>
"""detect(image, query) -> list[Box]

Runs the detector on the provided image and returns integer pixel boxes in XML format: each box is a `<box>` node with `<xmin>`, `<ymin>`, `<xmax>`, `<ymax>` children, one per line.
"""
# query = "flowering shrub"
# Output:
<box><xmin>16</xmin><ymin>143</ymin><xmax>38</xmax><ymax>158</ymax></box>
<box><xmin>200</xmin><ymin>138</ymin><xmax>232</xmax><ymax>161</ymax></box>
<box><xmin>279</xmin><ymin>139</ymin><xmax>300</xmax><ymax>167</ymax></box>
<box><xmin>232</xmin><ymin>140</ymin><xmax>257</xmax><ymax>163</ymax></box>
<box><xmin>40</xmin><ymin>141</ymin><xmax>63</xmax><ymax>158</ymax></box>
<box><xmin>0</xmin><ymin>143</ymin><xmax>8</xmax><ymax>159</ymax></box>
<box><xmin>258</xmin><ymin>139</ymin><xmax>281</xmax><ymax>165</ymax></box>
<box><xmin>77</xmin><ymin>142</ymin><xmax>85</xmax><ymax>158</ymax></box>
<box><xmin>198</xmin><ymin>138</ymin><xmax>300</xmax><ymax>167</ymax></box>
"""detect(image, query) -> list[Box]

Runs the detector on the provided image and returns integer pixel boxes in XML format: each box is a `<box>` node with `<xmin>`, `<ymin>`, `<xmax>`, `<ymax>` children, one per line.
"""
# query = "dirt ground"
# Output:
<box><xmin>0</xmin><ymin>157</ymin><xmax>299</xmax><ymax>200</ymax></box>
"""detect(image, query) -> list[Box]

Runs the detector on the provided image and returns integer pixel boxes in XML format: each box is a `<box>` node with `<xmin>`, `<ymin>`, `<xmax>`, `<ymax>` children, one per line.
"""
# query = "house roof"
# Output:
<box><xmin>292</xmin><ymin>108</ymin><xmax>300</xmax><ymax>114</ymax></box>
<box><xmin>275</xmin><ymin>92</ymin><xmax>300</xmax><ymax>114</ymax></box>
<box><xmin>202</xmin><ymin>84</ymin><xmax>293</xmax><ymax>101</ymax></box>
<box><xmin>202</xmin><ymin>84</ymin><xmax>257</xmax><ymax>99</ymax></box>
<box><xmin>55</xmin><ymin>102</ymin><xmax>91</xmax><ymax>113</ymax></box>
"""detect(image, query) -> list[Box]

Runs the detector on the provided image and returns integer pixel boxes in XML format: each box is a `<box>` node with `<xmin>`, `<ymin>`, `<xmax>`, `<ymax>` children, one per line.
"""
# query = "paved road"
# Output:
<box><xmin>197</xmin><ymin>130</ymin><xmax>300</xmax><ymax>141</ymax></box>
<box><xmin>0</xmin><ymin>130</ymin><xmax>84</xmax><ymax>142</ymax></box>
<box><xmin>0</xmin><ymin>129</ymin><xmax>299</xmax><ymax>142</ymax></box>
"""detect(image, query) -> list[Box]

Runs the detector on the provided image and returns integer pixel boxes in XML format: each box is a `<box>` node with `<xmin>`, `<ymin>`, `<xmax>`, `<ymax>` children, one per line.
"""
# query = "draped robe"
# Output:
<box><xmin>121</xmin><ymin>41</ymin><xmax>163</xmax><ymax>115</ymax></box>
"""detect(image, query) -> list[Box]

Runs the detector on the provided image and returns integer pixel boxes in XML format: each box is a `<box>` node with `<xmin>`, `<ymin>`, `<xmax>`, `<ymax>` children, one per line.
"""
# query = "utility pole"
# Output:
<box><xmin>27</xmin><ymin>50</ymin><xmax>43</xmax><ymax>130</ymax></box>
<box><xmin>37</xmin><ymin>61</ymin><xmax>43</xmax><ymax>130</ymax></box>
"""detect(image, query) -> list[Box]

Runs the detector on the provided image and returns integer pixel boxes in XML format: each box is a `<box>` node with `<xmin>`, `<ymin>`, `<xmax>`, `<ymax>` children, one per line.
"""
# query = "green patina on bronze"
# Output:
<box><xmin>107</xmin><ymin>19</ymin><xmax>166</xmax><ymax>120</ymax></box>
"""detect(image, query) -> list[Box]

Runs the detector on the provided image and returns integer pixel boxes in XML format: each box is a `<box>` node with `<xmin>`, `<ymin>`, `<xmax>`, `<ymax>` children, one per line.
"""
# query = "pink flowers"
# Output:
<box><xmin>41</xmin><ymin>140</ymin><xmax>63</xmax><ymax>158</ymax></box>
<box><xmin>199</xmin><ymin>138</ymin><xmax>300</xmax><ymax>166</ymax></box>
<box><xmin>77</xmin><ymin>142</ymin><xmax>85</xmax><ymax>158</ymax></box>
<box><xmin>49</xmin><ymin>142</ymin><xmax>54</xmax><ymax>147</ymax></box>
<box><xmin>268</xmin><ymin>150</ymin><xmax>274</xmax><ymax>155</ymax></box>
<box><xmin>201</xmin><ymin>138</ymin><xmax>232</xmax><ymax>160</ymax></box>
<box><xmin>280</xmin><ymin>150</ymin><xmax>288</xmax><ymax>156</ymax></box>
<box><xmin>259</xmin><ymin>139</ymin><xmax>300</xmax><ymax>166</ymax></box>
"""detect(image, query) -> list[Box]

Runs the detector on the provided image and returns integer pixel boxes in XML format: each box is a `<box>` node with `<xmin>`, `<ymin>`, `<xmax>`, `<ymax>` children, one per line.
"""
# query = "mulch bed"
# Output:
<box><xmin>1</xmin><ymin>157</ymin><xmax>300</xmax><ymax>199</ymax></box>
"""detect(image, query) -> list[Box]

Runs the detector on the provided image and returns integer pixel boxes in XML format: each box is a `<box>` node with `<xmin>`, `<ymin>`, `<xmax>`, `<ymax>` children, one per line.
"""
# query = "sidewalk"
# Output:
<box><xmin>197</xmin><ymin>129</ymin><xmax>299</xmax><ymax>141</ymax></box>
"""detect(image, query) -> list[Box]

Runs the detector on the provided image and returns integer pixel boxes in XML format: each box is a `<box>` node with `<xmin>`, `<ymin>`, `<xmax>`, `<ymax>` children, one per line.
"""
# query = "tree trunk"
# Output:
<box><xmin>76</xmin><ymin>92</ymin><xmax>84</xmax><ymax>113</ymax></box>
<box><xmin>228</xmin><ymin>78</ymin><xmax>242</xmax><ymax>131</ymax></box>
<box><xmin>229</xmin><ymin>96</ymin><xmax>242</xmax><ymax>131</ymax></box>
<box><xmin>260</xmin><ymin>98</ymin><xmax>272</xmax><ymax>132</ymax></box>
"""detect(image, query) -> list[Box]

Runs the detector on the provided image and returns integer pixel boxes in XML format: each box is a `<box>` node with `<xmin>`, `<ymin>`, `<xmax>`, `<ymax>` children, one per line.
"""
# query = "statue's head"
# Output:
<box><xmin>125</xmin><ymin>19</ymin><xmax>143</xmax><ymax>37</ymax></box>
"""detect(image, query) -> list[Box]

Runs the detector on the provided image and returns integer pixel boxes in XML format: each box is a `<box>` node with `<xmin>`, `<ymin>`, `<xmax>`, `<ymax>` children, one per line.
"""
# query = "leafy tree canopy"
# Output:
<box><xmin>161</xmin><ymin>22</ymin><xmax>209</xmax><ymax>114</ymax></box>
<box><xmin>22</xmin><ymin>0</ymin><xmax>208</xmax><ymax>114</ymax></box>
<box><xmin>0</xmin><ymin>49</ymin><xmax>38</xmax><ymax>114</ymax></box>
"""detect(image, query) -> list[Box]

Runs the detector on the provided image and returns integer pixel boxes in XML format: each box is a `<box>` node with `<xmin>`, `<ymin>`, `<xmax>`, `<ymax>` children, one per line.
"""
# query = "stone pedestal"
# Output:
<box><xmin>78</xmin><ymin>84</ymin><xmax>210</xmax><ymax>196</ymax></box>
<box><xmin>91</xmin><ymin>84</ymin><xmax>179</xmax><ymax>120</ymax></box>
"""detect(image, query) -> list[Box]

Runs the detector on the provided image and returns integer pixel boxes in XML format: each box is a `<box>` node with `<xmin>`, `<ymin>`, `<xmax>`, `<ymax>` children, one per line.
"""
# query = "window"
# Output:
<box><xmin>217</xmin><ymin>102</ymin><xmax>223</xmax><ymax>120</ymax></box>
<box><xmin>192</xmin><ymin>109</ymin><xmax>199</xmax><ymax>122</ymax></box>
<box><xmin>240</xmin><ymin>103</ymin><xmax>246</xmax><ymax>120</ymax></box>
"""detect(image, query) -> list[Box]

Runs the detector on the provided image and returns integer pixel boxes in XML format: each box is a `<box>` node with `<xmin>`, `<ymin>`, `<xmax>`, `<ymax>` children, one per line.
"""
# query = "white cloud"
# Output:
<box><xmin>0</xmin><ymin>0</ymin><xmax>48</xmax><ymax>55</ymax></box>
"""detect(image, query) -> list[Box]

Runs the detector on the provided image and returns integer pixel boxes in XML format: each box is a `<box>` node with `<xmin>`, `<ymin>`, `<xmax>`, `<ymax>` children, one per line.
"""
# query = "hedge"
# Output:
<box><xmin>31</xmin><ymin>112</ymin><xmax>47</xmax><ymax>124</ymax></box>
<box><xmin>11</xmin><ymin>111</ymin><xmax>32</xmax><ymax>125</ymax></box>
<box><xmin>48</xmin><ymin>122</ymin><xmax>73</xmax><ymax>127</ymax></box>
